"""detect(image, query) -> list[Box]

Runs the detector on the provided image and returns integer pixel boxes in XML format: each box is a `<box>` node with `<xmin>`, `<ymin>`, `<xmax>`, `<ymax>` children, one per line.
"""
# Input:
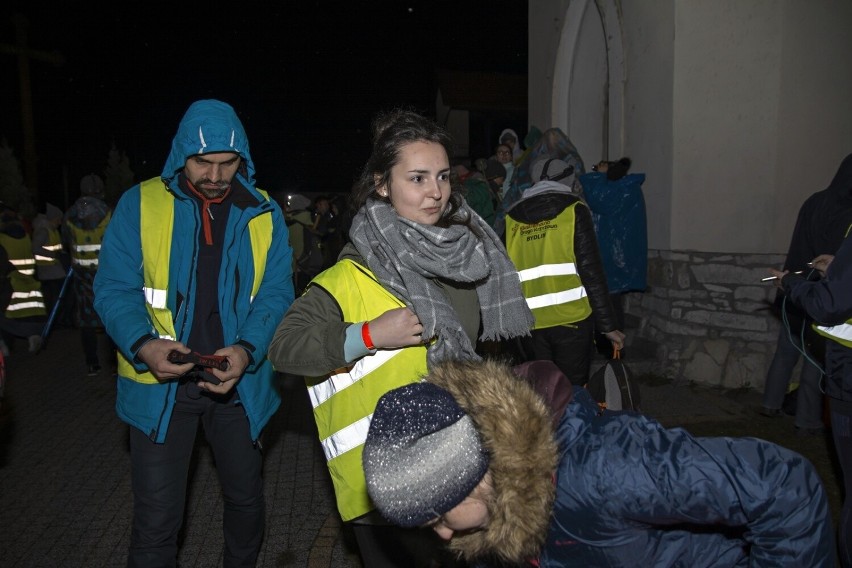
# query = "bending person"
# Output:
<box><xmin>364</xmin><ymin>358</ymin><xmax>835</xmax><ymax>567</ymax></box>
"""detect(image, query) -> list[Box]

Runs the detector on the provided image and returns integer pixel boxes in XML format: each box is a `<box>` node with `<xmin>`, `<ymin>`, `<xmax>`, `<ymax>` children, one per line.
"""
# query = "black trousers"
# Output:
<box><xmin>519</xmin><ymin>316</ymin><xmax>595</xmax><ymax>386</ymax></box>
<box><xmin>127</xmin><ymin>381</ymin><xmax>265</xmax><ymax>568</ymax></box>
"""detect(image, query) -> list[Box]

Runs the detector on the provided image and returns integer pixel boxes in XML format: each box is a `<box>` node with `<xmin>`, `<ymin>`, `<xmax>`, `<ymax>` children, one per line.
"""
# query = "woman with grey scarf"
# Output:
<box><xmin>268</xmin><ymin>108</ymin><xmax>534</xmax><ymax>568</ymax></box>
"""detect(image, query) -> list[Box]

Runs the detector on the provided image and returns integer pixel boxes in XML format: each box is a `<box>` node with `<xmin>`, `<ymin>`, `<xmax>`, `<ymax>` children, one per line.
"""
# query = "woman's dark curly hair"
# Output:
<box><xmin>349</xmin><ymin>108</ymin><xmax>468</xmax><ymax>226</ymax></box>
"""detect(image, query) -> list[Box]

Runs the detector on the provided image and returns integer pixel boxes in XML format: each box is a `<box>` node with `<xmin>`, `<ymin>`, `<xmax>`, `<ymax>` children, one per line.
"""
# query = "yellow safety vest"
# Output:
<box><xmin>67</xmin><ymin>213</ymin><xmax>111</xmax><ymax>270</ymax></box>
<box><xmin>116</xmin><ymin>178</ymin><xmax>272</xmax><ymax>384</ymax></box>
<box><xmin>306</xmin><ymin>259</ymin><xmax>428</xmax><ymax>521</ymax></box>
<box><xmin>0</xmin><ymin>233</ymin><xmax>46</xmax><ymax>318</ymax></box>
<box><xmin>34</xmin><ymin>227</ymin><xmax>63</xmax><ymax>268</ymax></box>
<box><xmin>506</xmin><ymin>203</ymin><xmax>592</xmax><ymax>329</ymax></box>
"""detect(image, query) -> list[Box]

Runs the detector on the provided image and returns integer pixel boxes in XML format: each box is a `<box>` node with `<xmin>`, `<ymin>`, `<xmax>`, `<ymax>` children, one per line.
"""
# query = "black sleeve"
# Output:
<box><xmin>573</xmin><ymin>202</ymin><xmax>619</xmax><ymax>333</ymax></box>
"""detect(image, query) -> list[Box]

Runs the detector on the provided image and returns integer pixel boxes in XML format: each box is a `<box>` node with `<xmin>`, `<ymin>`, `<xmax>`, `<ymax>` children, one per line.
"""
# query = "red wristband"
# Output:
<box><xmin>361</xmin><ymin>322</ymin><xmax>375</xmax><ymax>350</ymax></box>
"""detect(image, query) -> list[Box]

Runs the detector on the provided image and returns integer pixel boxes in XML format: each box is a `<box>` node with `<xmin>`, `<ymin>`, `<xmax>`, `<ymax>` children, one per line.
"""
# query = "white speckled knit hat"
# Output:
<box><xmin>363</xmin><ymin>382</ymin><xmax>489</xmax><ymax>527</ymax></box>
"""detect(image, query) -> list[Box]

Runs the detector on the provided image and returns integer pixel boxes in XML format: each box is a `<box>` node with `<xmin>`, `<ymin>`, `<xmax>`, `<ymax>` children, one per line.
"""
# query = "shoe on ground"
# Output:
<box><xmin>87</xmin><ymin>365</ymin><xmax>102</xmax><ymax>377</ymax></box>
<box><xmin>759</xmin><ymin>406</ymin><xmax>783</xmax><ymax>418</ymax></box>
<box><xmin>28</xmin><ymin>335</ymin><xmax>43</xmax><ymax>353</ymax></box>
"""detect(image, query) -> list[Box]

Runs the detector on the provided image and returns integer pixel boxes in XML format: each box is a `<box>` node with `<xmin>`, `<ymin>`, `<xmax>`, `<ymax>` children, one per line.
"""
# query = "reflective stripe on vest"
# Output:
<box><xmin>506</xmin><ymin>203</ymin><xmax>592</xmax><ymax>329</ymax></box>
<box><xmin>815</xmin><ymin>321</ymin><xmax>852</xmax><ymax>348</ymax></box>
<box><xmin>306</xmin><ymin>259</ymin><xmax>428</xmax><ymax>521</ymax></box>
<box><xmin>0</xmin><ymin>233</ymin><xmax>46</xmax><ymax>318</ymax></box>
<box><xmin>35</xmin><ymin>229</ymin><xmax>63</xmax><ymax>266</ymax></box>
<box><xmin>116</xmin><ymin>178</ymin><xmax>273</xmax><ymax>384</ymax></box>
<box><xmin>68</xmin><ymin>212</ymin><xmax>110</xmax><ymax>269</ymax></box>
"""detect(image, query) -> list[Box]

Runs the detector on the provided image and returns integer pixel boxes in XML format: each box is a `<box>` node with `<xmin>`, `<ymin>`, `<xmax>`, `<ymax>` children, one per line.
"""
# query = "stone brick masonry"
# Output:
<box><xmin>624</xmin><ymin>249</ymin><xmax>789</xmax><ymax>390</ymax></box>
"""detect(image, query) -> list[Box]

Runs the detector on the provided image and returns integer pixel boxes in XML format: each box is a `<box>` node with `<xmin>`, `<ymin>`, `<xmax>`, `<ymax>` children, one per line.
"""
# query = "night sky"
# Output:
<box><xmin>1</xmin><ymin>2</ymin><xmax>528</xmax><ymax>208</ymax></box>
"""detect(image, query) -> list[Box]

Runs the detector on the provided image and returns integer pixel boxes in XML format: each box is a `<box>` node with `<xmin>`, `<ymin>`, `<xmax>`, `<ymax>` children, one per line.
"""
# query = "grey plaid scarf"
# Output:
<box><xmin>349</xmin><ymin>198</ymin><xmax>534</xmax><ymax>368</ymax></box>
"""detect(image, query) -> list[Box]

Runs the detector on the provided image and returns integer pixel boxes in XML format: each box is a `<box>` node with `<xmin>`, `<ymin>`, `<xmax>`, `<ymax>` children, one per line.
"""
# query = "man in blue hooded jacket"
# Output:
<box><xmin>94</xmin><ymin>99</ymin><xmax>294</xmax><ymax>567</ymax></box>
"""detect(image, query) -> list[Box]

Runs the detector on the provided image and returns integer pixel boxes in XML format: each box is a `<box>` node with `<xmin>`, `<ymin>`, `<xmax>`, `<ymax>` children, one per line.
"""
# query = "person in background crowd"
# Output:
<box><xmin>452</xmin><ymin>164</ymin><xmax>495</xmax><ymax>227</ymax></box>
<box><xmin>504</xmin><ymin>157</ymin><xmax>624</xmax><ymax>385</ymax></box>
<box><xmin>0</xmin><ymin>203</ymin><xmax>46</xmax><ymax>355</ymax></box>
<box><xmin>93</xmin><ymin>99</ymin><xmax>293</xmax><ymax>567</ymax></box>
<box><xmin>64</xmin><ymin>174</ymin><xmax>113</xmax><ymax>376</ymax></box>
<box><xmin>484</xmin><ymin>158</ymin><xmax>506</xmax><ymax>208</ymax></box>
<box><xmin>493</xmin><ymin>127</ymin><xmax>585</xmax><ymax>238</ymax></box>
<box><xmin>269</xmin><ymin>108</ymin><xmax>533</xmax><ymax>567</ymax></box>
<box><xmin>493</xmin><ymin>142</ymin><xmax>515</xmax><ymax>201</ymax></box>
<box><xmin>31</xmin><ymin>203</ymin><xmax>68</xmax><ymax>328</ymax></box>
<box><xmin>363</xmin><ymin>358</ymin><xmax>835</xmax><ymax>567</ymax></box>
<box><xmin>498</xmin><ymin>128</ymin><xmax>523</xmax><ymax>162</ymax></box>
<box><xmin>283</xmin><ymin>193</ymin><xmax>316</xmax><ymax>294</ymax></box>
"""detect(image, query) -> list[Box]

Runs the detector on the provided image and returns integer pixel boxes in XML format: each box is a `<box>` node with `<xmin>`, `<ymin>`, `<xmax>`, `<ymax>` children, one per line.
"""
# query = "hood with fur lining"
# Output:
<box><xmin>426</xmin><ymin>359</ymin><xmax>558</xmax><ymax>564</ymax></box>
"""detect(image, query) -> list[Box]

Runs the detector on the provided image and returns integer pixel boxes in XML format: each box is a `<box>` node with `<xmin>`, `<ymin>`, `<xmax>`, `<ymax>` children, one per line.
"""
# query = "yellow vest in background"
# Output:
<box><xmin>506</xmin><ymin>203</ymin><xmax>592</xmax><ymax>329</ymax></box>
<box><xmin>0</xmin><ymin>233</ymin><xmax>46</xmax><ymax>319</ymax></box>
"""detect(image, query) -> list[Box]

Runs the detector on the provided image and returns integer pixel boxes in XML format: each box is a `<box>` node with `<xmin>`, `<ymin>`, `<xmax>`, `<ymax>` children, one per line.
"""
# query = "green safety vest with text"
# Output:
<box><xmin>306</xmin><ymin>259</ymin><xmax>429</xmax><ymax>521</ymax></box>
<box><xmin>116</xmin><ymin>178</ymin><xmax>272</xmax><ymax>384</ymax></box>
<box><xmin>506</xmin><ymin>202</ymin><xmax>592</xmax><ymax>329</ymax></box>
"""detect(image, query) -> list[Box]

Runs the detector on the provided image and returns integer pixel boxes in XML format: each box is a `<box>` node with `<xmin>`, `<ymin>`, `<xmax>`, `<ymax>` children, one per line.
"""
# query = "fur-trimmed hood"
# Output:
<box><xmin>426</xmin><ymin>359</ymin><xmax>558</xmax><ymax>565</ymax></box>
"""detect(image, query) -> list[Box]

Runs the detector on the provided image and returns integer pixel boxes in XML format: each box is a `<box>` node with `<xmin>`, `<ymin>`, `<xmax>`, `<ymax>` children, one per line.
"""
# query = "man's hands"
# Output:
<box><xmin>366</xmin><ymin>307</ymin><xmax>427</xmax><ymax>349</ymax></box>
<box><xmin>136</xmin><ymin>339</ymin><xmax>249</xmax><ymax>394</ymax></box>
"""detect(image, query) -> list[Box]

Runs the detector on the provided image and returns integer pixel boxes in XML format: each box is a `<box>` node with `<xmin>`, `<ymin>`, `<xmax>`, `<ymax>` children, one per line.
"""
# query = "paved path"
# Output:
<box><xmin>0</xmin><ymin>328</ymin><xmax>361</xmax><ymax>567</ymax></box>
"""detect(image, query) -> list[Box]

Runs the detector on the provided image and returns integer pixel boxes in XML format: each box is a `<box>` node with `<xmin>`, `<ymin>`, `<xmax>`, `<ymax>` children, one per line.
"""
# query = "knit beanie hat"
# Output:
<box><xmin>484</xmin><ymin>159</ymin><xmax>506</xmax><ymax>181</ymax></box>
<box><xmin>363</xmin><ymin>382</ymin><xmax>490</xmax><ymax>528</ymax></box>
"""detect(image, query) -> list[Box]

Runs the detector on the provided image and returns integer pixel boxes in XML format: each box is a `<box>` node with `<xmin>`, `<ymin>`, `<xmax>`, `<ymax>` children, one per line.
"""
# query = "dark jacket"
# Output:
<box><xmin>786</xmin><ymin>153</ymin><xmax>852</xmax><ymax>272</ymax></box>
<box><xmin>429</xmin><ymin>359</ymin><xmax>834</xmax><ymax>567</ymax></box>
<box><xmin>777</xmin><ymin>153</ymin><xmax>852</xmax><ymax>344</ymax></box>
<box><xmin>784</xmin><ymin>231</ymin><xmax>852</xmax><ymax>404</ymax></box>
<box><xmin>506</xmin><ymin>183</ymin><xmax>619</xmax><ymax>333</ymax></box>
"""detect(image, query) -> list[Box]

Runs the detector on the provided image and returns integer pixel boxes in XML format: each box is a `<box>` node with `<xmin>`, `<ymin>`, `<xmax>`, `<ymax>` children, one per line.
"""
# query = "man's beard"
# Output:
<box><xmin>195</xmin><ymin>179</ymin><xmax>230</xmax><ymax>199</ymax></box>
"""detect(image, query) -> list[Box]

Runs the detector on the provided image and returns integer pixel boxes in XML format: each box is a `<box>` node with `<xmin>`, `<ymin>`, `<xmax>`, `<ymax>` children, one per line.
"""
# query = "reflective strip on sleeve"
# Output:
<box><xmin>143</xmin><ymin>287</ymin><xmax>168</xmax><ymax>309</ymax></box>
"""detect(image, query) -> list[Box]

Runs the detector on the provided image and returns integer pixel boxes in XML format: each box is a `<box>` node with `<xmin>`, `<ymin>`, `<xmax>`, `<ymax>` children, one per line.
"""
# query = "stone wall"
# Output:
<box><xmin>623</xmin><ymin>249</ymin><xmax>788</xmax><ymax>391</ymax></box>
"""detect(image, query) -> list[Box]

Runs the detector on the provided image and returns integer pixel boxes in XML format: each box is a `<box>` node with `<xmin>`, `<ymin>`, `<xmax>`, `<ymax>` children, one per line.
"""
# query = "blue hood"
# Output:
<box><xmin>161</xmin><ymin>99</ymin><xmax>255</xmax><ymax>188</ymax></box>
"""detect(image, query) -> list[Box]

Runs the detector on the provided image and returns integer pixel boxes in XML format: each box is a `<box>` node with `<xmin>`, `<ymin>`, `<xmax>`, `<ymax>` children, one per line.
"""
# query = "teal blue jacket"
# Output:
<box><xmin>94</xmin><ymin>99</ymin><xmax>293</xmax><ymax>442</ymax></box>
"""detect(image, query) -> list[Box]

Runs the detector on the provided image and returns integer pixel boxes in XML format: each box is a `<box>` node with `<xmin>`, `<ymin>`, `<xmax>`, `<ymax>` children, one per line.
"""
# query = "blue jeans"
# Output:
<box><xmin>762</xmin><ymin>326</ymin><xmax>825</xmax><ymax>430</ymax></box>
<box><xmin>127</xmin><ymin>381</ymin><xmax>265</xmax><ymax>568</ymax></box>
